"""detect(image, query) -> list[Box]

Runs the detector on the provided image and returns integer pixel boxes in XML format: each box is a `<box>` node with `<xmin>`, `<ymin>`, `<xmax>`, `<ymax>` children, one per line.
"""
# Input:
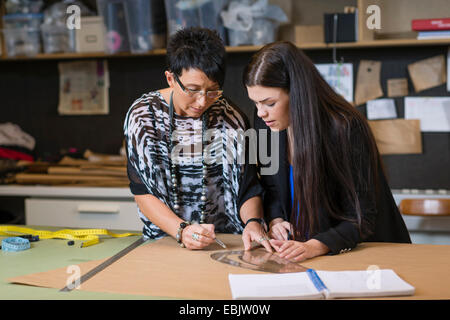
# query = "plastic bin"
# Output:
<box><xmin>2</xmin><ymin>13</ymin><xmax>43</xmax><ymax>57</ymax></box>
<box><xmin>124</xmin><ymin>0</ymin><xmax>167</xmax><ymax>53</ymax></box>
<box><xmin>5</xmin><ymin>0</ymin><xmax>44</xmax><ymax>14</ymax></box>
<box><xmin>41</xmin><ymin>24</ymin><xmax>76</xmax><ymax>53</ymax></box>
<box><xmin>3</xmin><ymin>13</ymin><xmax>43</xmax><ymax>29</ymax></box>
<box><xmin>2</xmin><ymin>28</ymin><xmax>41</xmax><ymax>57</ymax></box>
<box><xmin>228</xmin><ymin>18</ymin><xmax>278</xmax><ymax>46</ymax></box>
<box><xmin>96</xmin><ymin>0</ymin><xmax>130</xmax><ymax>53</ymax></box>
<box><xmin>164</xmin><ymin>0</ymin><xmax>228</xmax><ymax>42</ymax></box>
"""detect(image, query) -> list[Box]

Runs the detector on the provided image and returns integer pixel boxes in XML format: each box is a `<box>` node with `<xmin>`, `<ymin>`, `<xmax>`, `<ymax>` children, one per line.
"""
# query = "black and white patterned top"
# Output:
<box><xmin>124</xmin><ymin>91</ymin><xmax>263</xmax><ymax>239</ymax></box>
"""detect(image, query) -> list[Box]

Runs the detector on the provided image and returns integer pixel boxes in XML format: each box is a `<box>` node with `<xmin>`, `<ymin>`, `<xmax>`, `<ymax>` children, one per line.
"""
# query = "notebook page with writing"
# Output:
<box><xmin>228</xmin><ymin>273</ymin><xmax>324</xmax><ymax>300</ymax></box>
<box><xmin>317</xmin><ymin>269</ymin><xmax>415</xmax><ymax>299</ymax></box>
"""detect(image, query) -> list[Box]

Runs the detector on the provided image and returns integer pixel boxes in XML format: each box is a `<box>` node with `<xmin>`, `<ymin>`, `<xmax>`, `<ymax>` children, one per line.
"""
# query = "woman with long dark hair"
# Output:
<box><xmin>244</xmin><ymin>41</ymin><xmax>411</xmax><ymax>261</ymax></box>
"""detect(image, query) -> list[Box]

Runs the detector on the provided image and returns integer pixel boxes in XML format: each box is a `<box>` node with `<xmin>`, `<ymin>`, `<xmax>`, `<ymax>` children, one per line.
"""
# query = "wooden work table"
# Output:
<box><xmin>1</xmin><ymin>231</ymin><xmax>450</xmax><ymax>300</ymax></box>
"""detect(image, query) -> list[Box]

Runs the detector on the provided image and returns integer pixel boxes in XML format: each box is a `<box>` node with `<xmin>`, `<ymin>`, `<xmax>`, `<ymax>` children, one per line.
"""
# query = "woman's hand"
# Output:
<box><xmin>242</xmin><ymin>220</ymin><xmax>272</xmax><ymax>252</ymax></box>
<box><xmin>270</xmin><ymin>239</ymin><xmax>330</xmax><ymax>262</ymax></box>
<box><xmin>268</xmin><ymin>218</ymin><xmax>293</xmax><ymax>241</ymax></box>
<box><xmin>181</xmin><ymin>223</ymin><xmax>216</xmax><ymax>250</ymax></box>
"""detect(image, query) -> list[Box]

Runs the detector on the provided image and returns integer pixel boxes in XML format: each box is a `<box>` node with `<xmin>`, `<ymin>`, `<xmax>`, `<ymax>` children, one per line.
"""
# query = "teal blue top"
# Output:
<box><xmin>289</xmin><ymin>165</ymin><xmax>294</xmax><ymax>211</ymax></box>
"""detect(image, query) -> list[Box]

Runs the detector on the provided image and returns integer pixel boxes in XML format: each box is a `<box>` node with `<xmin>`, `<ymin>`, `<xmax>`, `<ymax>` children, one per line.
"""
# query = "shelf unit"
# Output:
<box><xmin>294</xmin><ymin>0</ymin><xmax>450</xmax><ymax>50</ymax></box>
<box><xmin>1</xmin><ymin>0</ymin><xmax>450</xmax><ymax>61</ymax></box>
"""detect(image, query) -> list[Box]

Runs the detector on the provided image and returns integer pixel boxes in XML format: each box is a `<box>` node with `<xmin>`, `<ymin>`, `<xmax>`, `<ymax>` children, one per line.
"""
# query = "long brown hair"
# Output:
<box><xmin>244</xmin><ymin>41</ymin><xmax>382</xmax><ymax>240</ymax></box>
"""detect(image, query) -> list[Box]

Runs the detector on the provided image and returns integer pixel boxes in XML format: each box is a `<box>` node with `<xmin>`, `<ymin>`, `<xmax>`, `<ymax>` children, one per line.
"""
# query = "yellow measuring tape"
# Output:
<box><xmin>0</xmin><ymin>226</ymin><xmax>140</xmax><ymax>248</ymax></box>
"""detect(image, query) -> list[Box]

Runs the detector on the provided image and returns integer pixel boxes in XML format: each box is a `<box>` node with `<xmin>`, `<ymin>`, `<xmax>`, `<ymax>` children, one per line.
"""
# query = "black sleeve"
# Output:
<box><xmin>237</xmin><ymin>161</ymin><xmax>264</xmax><ymax>212</ymax></box>
<box><xmin>229</xmin><ymin>98</ymin><xmax>264</xmax><ymax>218</ymax></box>
<box><xmin>127</xmin><ymin>157</ymin><xmax>149</xmax><ymax>195</ymax></box>
<box><xmin>260</xmin><ymin>175</ymin><xmax>285</xmax><ymax>223</ymax></box>
<box><xmin>236</xmin><ymin>130</ymin><xmax>264</xmax><ymax>215</ymax></box>
<box><xmin>254</xmin><ymin>112</ymin><xmax>286</xmax><ymax>223</ymax></box>
<box><xmin>124</xmin><ymin>127</ymin><xmax>149</xmax><ymax>196</ymax></box>
<box><xmin>312</xmin><ymin>124</ymin><xmax>379</xmax><ymax>255</ymax></box>
<box><xmin>313</xmin><ymin>221</ymin><xmax>362</xmax><ymax>255</ymax></box>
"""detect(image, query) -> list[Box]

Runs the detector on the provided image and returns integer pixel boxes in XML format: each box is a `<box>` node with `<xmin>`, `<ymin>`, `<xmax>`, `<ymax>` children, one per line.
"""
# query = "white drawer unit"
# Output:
<box><xmin>25</xmin><ymin>198</ymin><xmax>142</xmax><ymax>231</ymax></box>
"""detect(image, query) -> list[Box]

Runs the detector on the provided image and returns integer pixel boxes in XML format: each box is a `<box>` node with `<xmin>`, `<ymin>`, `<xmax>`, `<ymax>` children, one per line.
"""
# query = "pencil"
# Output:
<box><xmin>214</xmin><ymin>237</ymin><xmax>227</xmax><ymax>249</ymax></box>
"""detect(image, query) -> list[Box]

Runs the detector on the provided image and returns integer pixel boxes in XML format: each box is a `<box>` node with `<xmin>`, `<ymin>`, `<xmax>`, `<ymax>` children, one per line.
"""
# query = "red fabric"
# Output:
<box><xmin>0</xmin><ymin>147</ymin><xmax>34</xmax><ymax>161</ymax></box>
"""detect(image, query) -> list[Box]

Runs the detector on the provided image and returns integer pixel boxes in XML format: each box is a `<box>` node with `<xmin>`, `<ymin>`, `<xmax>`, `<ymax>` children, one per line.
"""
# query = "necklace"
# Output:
<box><xmin>168</xmin><ymin>92</ymin><xmax>208</xmax><ymax>223</ymax></box>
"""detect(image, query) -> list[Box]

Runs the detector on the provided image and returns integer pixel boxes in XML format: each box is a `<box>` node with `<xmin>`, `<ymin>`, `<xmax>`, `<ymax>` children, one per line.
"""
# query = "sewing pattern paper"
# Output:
<box><xmin>368</xmin><ymin>119</ymin><xmax>422</xmax><ymax>155</ymax></box>
<box><xmin>355</xmin><ymin>60</ymin><xmax>383</xmax><ymax>106</ymax></box>
<box><xmin>387</xmin><ymin>78</ymin><xmax>408</xmax><ymax>97</ymax></box>
<box><xmin>407</xmin><ymin>55</ymin><xmax>446</xmax><ymax>92</ymax></box>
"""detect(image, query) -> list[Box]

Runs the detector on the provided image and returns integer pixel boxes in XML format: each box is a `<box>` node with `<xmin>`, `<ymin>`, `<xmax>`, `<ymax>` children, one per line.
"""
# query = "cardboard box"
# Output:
<box><xmin>75</xmin><ymin>16</ymin><xmax>105</xmax><ymax>53</ymax></box>
<box><xmin>295</xmin><ymin>25</ymin><xmax>324</xmax><ymax>44</ymax></box>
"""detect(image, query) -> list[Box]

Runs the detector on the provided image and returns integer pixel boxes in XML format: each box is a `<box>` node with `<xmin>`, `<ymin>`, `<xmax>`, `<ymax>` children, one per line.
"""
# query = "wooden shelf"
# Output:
<box><xmin>298</xmin><ymin>38</ymin><xmax>450</xmax><ymax>49</ymax></box>
<box><xmin>0</xmin><ymin>45</ymin><xmax>263</xmax><ymax>61</ymax></box>
<box><xmin>1</xmin><ymin>38</ymin><xmax>449</xmax><ymax>61</ymax></box>
<box><xmin>0</xmin><ymin>49</ymin><xmax>166</xmax><ymax>61</ymax></box>
<box><xmin>1</xmin><ymin>0</ymin><xmax>450</xmax><ymax>60</ymax></box>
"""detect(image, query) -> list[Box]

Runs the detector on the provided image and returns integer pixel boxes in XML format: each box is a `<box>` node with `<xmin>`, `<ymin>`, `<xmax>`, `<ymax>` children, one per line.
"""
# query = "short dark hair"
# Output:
<box><xmin>166</xmin><ymin>27</ymin><xmax>226</xmax><ymax>87</ymax></box>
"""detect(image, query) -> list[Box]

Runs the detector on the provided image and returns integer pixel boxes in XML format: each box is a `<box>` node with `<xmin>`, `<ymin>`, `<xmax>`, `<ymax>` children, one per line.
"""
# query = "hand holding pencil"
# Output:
<box><xmin>181</xmin><ymin>223</ymin><xmax>227</xmax><ymax>249</ymax></box>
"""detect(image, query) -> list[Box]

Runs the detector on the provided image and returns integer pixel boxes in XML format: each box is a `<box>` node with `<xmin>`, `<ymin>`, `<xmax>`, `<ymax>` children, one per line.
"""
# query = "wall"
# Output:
<box><xmin>1</xmin><ymin>45</ymin><xmax>449</xmax><ymax>189</ymax></box>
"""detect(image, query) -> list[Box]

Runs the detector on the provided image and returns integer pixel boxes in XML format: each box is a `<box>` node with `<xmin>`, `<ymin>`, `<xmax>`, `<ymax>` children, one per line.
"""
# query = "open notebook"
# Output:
<box><xmin>228</xmin><ymin>269</ymin><xmax>415</xmax><ymax>299</ymax></box>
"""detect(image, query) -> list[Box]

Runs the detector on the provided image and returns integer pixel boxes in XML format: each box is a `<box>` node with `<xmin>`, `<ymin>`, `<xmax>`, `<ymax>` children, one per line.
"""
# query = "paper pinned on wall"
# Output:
<box><xmin>368</xmin><ymin>119</ymin><xmax>422</xmax><ymax>155</ymax></box>
<box><xmin>354</xmin><ymin>60</ymin><xmax>383</xmax><ymax>106</ymax></box>
<box><xmin>407</xmin><ymin>55</ymin><xmax>446</xmax><ymax>92</ymax></box>
<box><xmin>404</xmin><ymin>97</ymin><xmax>450</xmax><ymax>132</ymax></box>
<box><xmin>58</xmin><ymin>60</ymin><xmax>110</xmax><ymax>115</ymax></box>
<box><xmin>366</xmin><ymin>99</ymin><xmax>397</xmax><ymax>120</ymax></box>
<box><xmin>387</xmin><ymin>78</ymin><xmax>408</xmax><ymax>97</ymax></box>
<box><xmin>315</xmin><ymin>63</ymin><xmax>353</xmax><ymax>103</ymax></box>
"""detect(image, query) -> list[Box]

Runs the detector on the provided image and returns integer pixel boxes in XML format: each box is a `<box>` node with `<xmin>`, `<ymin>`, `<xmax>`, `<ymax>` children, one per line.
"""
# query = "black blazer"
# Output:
<box><xmin>254</xmin><ymin>115</ymin><xmax>411</xmax><ymax>255</ymax></box>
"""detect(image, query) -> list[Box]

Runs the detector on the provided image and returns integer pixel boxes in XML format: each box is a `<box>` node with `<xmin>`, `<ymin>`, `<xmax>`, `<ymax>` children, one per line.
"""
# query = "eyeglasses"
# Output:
<box><xmin>173</xmin><ymin>73</ymin><xmax>223</xmax><ymax>100</ymax></box>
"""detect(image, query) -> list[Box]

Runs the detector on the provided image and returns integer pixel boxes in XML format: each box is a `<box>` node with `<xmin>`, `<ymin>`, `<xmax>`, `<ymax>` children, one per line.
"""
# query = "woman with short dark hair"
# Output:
<box><xmin>124</xmin><ymin>27</ymin><xmax>271</xmax><ymax>251</ymax></box>
<box><xmin>244</xmin><ymin>41</ymin><xmax>411</xmax><ymax>261</ymax></box>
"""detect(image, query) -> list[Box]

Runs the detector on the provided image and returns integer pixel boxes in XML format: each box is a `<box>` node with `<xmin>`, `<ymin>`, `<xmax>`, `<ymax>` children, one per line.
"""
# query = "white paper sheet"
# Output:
<box><xmin>316</xmin><ymin>63</ymin><xmax>353</xmax><ymax>103</ymax></box>
<box><xmin>367</xmin><ymin>99</ymin><xmax>397</xmax><ymax>120</ymax></box>
<box><xmin>228</xmin><ymin>273</ymin><xmax>323</xmax><ymax>300</ymax></box>
<box><xmin>228</xmin><ymin>269</ymin><xmax>415</xmax><ymax>300</ymax></box>
<box><xmin>404</xmin><ymin>97</ymin><xmax>450</xmax><ymax>132</ymax></box>
<box><xmin>317</xmin><ymin>269</ymin><xmax>415</xmax><ymax>299</ymax></box>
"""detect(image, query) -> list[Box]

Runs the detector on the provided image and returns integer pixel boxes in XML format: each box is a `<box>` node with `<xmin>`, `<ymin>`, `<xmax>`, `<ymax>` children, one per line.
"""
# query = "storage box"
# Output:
<box><xmin>41</xmin><ymin>24</ymin><xmax>76</xmax><ymax>53</ymax></box>
<box><xmin>96</xmin><ymin>0</ymin><xmax>130</xmax><ymax>53</ymax></box>
<box><xmin>3</xmin><ymin>13</ymin><xmax>43</xmax><ymax>29</ymax></box>
<box><xmin>228</xmin><ymin>18</ymin><xmax>279</xmax><ymax>46</ymax></box>
<box><xmin>75</xmin><ymin>17</ymin><xmax>106</xmax><ymax>53</ymax></box>
<box><xmin>2</xmin><ymin>13</ymin><xmax>43</xmax><ymax>57</ymax></box>
<box><xmin>124</xmin><ymin>0</ymin><xmax>166</xmax><ymax>53</ymax></box>
<box><xmin>164</xmin><ymin>0</ymin><xmax>227</xmax><ymax>42</ymax></box>
<box><xmin>295</xmin><ymin>25</ymin><xmax>324</xmax><ymax>45</ymax></box>
<box><xmin>2</xmin><ymin>28</ymin><xmax>41</xmax><ymax>57</ymax></box>
<box><xmin>324</xmin><ymin>13</ymin><xmax>357</xmax><ymax>43</ymax></box>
